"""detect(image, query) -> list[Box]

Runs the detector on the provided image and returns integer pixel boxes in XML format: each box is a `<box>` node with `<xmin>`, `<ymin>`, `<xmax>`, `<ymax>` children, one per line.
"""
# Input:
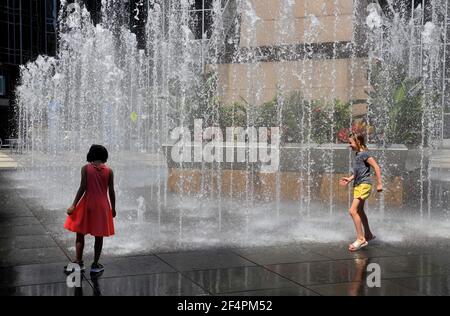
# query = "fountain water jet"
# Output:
<box><xmin>11</xmin><ymin>0</ymin><xmax>450</xmax><ymax>254</ymax></box>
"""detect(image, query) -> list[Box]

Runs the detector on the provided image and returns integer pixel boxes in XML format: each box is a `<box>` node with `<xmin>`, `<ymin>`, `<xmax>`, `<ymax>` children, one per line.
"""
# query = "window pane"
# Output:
<box><xmin>444</xmin><ymin>114</ymin><xmax>450</xmax><ymax>138</ymax></box>
<box><xmin>0</xmin><ymin>75</ymin><xmax>5</xmax><ymax>96</ymax></box>
<box><xmin>445</xmin><ymin>45</ymin><xmax>450</xmax><ymax>78</ymax></box>
<box><xmin>0</xmin><ymin>21</ymin><xmax>8</xmax><ymax>48</ymax></box>
<box><xmin>46</xmin><ymin>33</ymin><xmax>56</xmax><ymax>55</ymax></box>
<box><xmin>189</xmin><ymin>10</ymin><xmax>202</xmax><ymax>40</ymax></box>
<box><xmin>204</xmin><ymin>9</ymin><xmax>213</xmax><ymax>39</ymax></box>
<box><xmin>188</xmin><ymin>7</ymin><xmax>213</xmax><ymax>40</ymax></box>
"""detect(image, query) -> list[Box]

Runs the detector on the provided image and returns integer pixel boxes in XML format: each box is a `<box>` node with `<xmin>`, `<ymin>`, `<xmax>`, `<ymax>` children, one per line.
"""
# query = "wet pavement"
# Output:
<box><xmin>1</xmin><ymin>170</ymin><xmax>450</xmax><ymax>296</ymax></box>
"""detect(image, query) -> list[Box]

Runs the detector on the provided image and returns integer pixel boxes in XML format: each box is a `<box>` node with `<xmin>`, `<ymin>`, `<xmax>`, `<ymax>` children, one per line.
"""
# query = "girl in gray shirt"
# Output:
<box><xmin>339</xmin><ymin>132</ymin><xmax>383</xmax><ymax>251</ymax></box>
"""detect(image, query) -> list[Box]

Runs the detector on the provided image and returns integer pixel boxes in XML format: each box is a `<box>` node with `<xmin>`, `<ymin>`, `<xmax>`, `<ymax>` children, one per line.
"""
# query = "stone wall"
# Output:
<box><xmin>214</xmin><ymin>0</ymin><xmax>369</xmax><ymax>116</ymax></box>
<box><xmin>167</xmin><ymin>168</ymin><xmax>404</xmax><ymax>208</ymax></box>
<box><xmin>163</xmin><ymin>143</ymin><xmax>411</xmax><ymax>208</ymax></box>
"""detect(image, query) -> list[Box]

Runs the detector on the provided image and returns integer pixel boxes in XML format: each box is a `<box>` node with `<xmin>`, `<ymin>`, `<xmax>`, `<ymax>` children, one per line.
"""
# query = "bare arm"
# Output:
<box><xmin>67</xmin><ymin>166</ymin><xmax>87</xmax><ymax>214</ymax></box>
<box><xmin>109</xmin><ymin>169</ymin><xmax>116</xmax><ymax>218</ymax></box>
<box><xmin>367</xmin><ymin>157</ymin><xmax>383</xmax><ymax>192</ymax></box>
<box><xmin>339</xmin><ymin>174</ymin><xmax>354</xmax><ymax>186</ymax></box>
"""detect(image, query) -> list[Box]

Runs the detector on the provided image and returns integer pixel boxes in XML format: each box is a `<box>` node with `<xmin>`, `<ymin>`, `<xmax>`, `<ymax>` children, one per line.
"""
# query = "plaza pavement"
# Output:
<box><xmin>1</xmin><ymin>152</ymin><xmax>450</xmax><ymax>296</ymax></box>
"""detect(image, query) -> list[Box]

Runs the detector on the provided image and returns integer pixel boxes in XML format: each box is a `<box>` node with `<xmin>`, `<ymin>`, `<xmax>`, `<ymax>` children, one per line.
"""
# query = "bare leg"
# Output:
<box><xmin>349</xmin><ymin>198</ymin><xmax>365</xmax><ymax>246</ymax></box>
<box><xmin>348</xmin><ymin>258</ymin><xmax>368</xmax><ymax>296</ymax></box>
<box><xmin>358</xmin><ymin>201</ymin><xmax>374</xmax><ymax>240</ymax></box>
<box><xmin>75</xmin><ymin>233</ymin><xmax>85</xmax><ymax>263</ymax></box>
<box><xmin>94</xmin><ymin>237</ymin><xmax>103</xmax><ymax>264</ymax></box>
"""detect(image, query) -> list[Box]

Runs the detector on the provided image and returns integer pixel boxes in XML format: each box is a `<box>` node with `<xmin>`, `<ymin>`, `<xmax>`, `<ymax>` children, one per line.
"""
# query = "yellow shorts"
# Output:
<box><xmin>353</xmin><ymin>183</ymin><xmax>372</xmax><ymax>200</ymax></box>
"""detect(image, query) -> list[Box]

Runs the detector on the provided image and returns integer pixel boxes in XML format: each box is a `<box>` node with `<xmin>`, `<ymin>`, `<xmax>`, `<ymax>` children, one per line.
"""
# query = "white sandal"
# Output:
<box><xmin>349</xmin><ymin>239</ymin><xmax>368</xmax><ymax>252</ymax></box>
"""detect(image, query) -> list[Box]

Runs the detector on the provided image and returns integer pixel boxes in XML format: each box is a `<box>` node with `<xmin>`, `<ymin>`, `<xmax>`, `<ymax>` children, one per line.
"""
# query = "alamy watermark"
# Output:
<box><xmin>170</xmin><ymin>119</ymin><xmax>280</xmax><ymax>172</ymax></box>
<box><xmin>66</xmin><ymin>263</ymin><xmax>82</xmax><ymax>288</ymax></box>
<box><xmin>366</xmin><ymin>263</ymin><xmax>381</xmax><ymax>288</ymax></box>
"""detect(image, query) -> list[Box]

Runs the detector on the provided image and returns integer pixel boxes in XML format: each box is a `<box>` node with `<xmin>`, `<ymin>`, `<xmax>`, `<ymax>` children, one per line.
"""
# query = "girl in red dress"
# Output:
<box><xmin>65</xmin><ymin>145</ymin><xmax>116</xmax><ymax>273</ymax></box>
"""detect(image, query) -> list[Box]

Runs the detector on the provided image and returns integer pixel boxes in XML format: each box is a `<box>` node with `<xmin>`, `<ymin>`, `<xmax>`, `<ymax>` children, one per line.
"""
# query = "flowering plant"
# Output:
<box><xmin>337</xmin><ymin>121</ymin><xmax>374</xmax><ymax>143</ymax></box>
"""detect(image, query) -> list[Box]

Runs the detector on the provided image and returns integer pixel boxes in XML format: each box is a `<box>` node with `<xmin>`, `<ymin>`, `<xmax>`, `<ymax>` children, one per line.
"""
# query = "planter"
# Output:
<box><xmin>162</xmin><ymin>143</ymin><xmax>422</xmax><ymax>208</ymax></box>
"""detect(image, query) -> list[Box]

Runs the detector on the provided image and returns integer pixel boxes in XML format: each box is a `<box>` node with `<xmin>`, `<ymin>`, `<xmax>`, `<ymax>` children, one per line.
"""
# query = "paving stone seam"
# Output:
<box><xmin>213</xmin><ymin>286</ymin><xmax>313</xmax><ymax>296</ymax></box>
<box><xmin>306</xmin><ymin>280</ymin><xmax>424</xmax><ymax>295</ymax></box>
<box><xmin>269</xmin><ymin>252</ymin><xmax>450</xmax><ymax>264</ymax></box>
<box><xmin>0</xmin><ymin>244</ymin><xmax>62</xmax><ymax>251</ymax></box>
<box><xmin>0</xmin><ymin>279</ymin><xmax>86</xmax><ymax>291</ymax></box>
<box><xmin>151</xmin><ymin>253</ymin><xmax>215</xmax><ymax>296</ymax></box>
<box><xmin>0</xmin><ymin>258</ymin><xmax>70</xmax><ymax>269</ymax></box>
<box><xmin>258</xmin><ymin>268</ymin><xmax>450</xmax><ymax>288</ymax></box>
<box><xmin>230</xmin><ymin>250</ymin><xmax>323</xmax><ymax>296</ymax></box>
<box><xmin>164</xmin><ymin>262</ymin><xmax>258</xmax><ymax>273</ymax></box>
<box><xmin>385</xmin><ymin>278</ymin><xmax>446</xmax><ymax>296</ymax></box>
<box><xmin>84</xmin><ymin>269</ymin><xmax>185</xmax><ymax>282</ymax></box>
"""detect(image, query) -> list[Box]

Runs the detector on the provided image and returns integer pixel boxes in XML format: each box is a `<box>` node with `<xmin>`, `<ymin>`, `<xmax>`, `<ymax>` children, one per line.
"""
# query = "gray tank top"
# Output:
<box><xmin>352</xmin><ymin>151</ymin><xmax>372</xmax><ymax>186</ymax></box>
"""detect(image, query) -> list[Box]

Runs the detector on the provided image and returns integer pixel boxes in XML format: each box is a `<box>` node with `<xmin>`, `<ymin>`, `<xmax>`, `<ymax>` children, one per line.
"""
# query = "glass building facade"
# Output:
<box><xmin>0</xmin><ymin>0</ymin><xmax>59</xmax><ymax>141</ymax></box>
<box><xmin>0</xmin><ymin>0</ymin><xmax>105</xmax><ymax>141</ymax></box>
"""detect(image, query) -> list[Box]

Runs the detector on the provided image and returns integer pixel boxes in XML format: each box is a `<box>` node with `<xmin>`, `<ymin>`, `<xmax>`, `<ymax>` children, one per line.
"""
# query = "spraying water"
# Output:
<box><xmin>11</xmin><ymin>0</ymin><xmax>450</xmax><ymax>254</ymax></box>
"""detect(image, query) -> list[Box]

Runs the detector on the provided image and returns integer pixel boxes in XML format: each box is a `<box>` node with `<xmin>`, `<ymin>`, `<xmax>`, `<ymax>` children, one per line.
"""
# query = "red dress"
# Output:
<box><xmin>64</xmin><ymin>163</ymin><xmax>115</xmax><ymax>237</ymax></box>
